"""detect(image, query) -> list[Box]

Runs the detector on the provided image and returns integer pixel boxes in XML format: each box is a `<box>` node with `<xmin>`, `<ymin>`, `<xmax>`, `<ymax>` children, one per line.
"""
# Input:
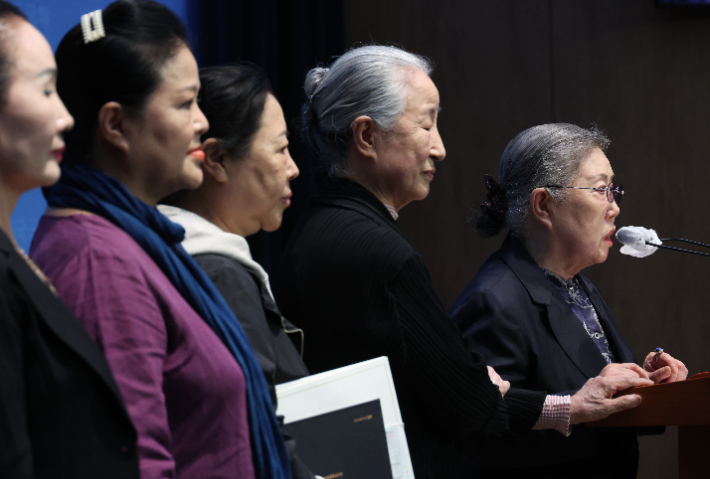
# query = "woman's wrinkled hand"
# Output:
<box><xmin>570</xmin><ymin>376</ymin><xmax>653</xmax><ymax>425</ymax></box>
<box><xmin>598</xmin><ymin>363</ymin><xmax>649</xmax><ymax>379</ymax></box>
<box><xmin>487</xmin><ymin>366</ymin><xmax>510</xmax><ymax>397</ymax></box>
<box><xmin>643</xmin><ymin>351</ymin><xmax>688</xmax><ymax>384</ymax></box>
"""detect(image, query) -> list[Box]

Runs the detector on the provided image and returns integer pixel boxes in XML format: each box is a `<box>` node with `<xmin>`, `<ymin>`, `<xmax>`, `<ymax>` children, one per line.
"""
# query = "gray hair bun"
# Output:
<box><xmin>471</xmin><ymin>123</ymin><xmax>610</xmax><ymax>239</ymax></box>
<box><xmin>304</xmin><ymin>67</ymin><xmax>329</xmax><ymax>98</ymax></box>
<box><xmin>300</xmin><ymin>46</ymin><xmax>432</xmax><ymax>173</ymax></box>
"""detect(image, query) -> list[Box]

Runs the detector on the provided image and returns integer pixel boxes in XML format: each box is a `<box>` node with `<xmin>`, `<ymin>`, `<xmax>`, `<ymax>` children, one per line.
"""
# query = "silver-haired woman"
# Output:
<box><xmin>274</xmin><ymin>47</ymin><xmax>653</xmax><ymax>479</ymax></box>
<box><xmin>450</xmin><ymin>123</ymin><xmax>687</xmax><ymax>478</ymax></box>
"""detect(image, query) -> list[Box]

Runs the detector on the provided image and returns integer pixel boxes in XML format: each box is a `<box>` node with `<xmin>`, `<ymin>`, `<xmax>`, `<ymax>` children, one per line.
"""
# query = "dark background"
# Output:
<box><xmin>200</xmin><ymin>3</ymin><xmax>710</xmax><ymax>477</ymax></box>
<box><xmin>340</xmin><ymin>2</ymin><xmax>710</xmax><ymax>478</ymax></box>
<box><xmin>196</xmin><ymin>0</ymin><xmax>345</xmax><ymax>273</ymax></box>
<box><xmin>16</xmin><ymin>1</ymin><xmax>710</xmax><ymax>477</ymax></box>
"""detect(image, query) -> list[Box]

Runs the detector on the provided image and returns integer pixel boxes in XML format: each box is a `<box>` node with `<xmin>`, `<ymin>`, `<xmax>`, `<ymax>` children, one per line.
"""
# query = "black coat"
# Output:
<box><xmin>193</xmin><ymin>254</ymin><xmax>309</xmax><ymax>400</ymax></box>
<box><xmin>274</xmin><ymin>177</ymin><xmax>546</xmax><ymax>479</ymax></box>
<box><xmin>193</xmin><ymin>253</ymin><xmax>313</xmax><ymax>479</ymax></box>
<box><xmin>450</xmin><ymin>234</ymin><xmax>640</xmax><ymax>478</ymax></box>
<box><xmin>0</xmin><ymin>230</ymin><xmax>139</xmax><ymax>479</ymax></box>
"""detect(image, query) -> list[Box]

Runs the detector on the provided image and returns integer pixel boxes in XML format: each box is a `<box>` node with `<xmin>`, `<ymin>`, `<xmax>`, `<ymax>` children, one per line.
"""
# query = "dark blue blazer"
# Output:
<box><xmin>450</xmin><ymin>234</ymin><xmax>639</xmax><ymax>477</ymax></box>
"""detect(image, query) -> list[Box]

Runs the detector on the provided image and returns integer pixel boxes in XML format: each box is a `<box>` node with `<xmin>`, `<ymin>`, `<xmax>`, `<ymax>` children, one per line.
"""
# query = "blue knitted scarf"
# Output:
<box><xmin>46</xmin><ymin>164</ymin><xmax>291</xmax><ymax>479</ymax></box>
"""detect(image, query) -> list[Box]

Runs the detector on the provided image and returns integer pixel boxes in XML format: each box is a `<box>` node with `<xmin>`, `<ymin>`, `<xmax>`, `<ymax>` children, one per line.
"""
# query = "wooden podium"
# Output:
<box><xmin>590</xmin><ymin>372</ymin><xmax>710</xmax><ymax>478</ymax></box>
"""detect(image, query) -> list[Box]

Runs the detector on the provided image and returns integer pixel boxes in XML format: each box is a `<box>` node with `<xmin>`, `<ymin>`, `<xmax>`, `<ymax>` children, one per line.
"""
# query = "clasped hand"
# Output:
<box><xmin>569</xmin><ymin>357</ymin><xmax>688</xmax><ymax>425</ymax></box>
<box><xmin>487</xmin><ymin>366</ymin><xmax>510</xmax><ymax>396</ymax></box>
<box><xmin>488</xmin><ymin>356</ymin><xmax>688</xmax><ymax>425</ymax></box>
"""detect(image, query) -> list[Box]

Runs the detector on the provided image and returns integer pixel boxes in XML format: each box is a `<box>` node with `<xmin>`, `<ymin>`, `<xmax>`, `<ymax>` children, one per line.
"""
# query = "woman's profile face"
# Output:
<box><xmin>0</xmin><ymin>19</ymin><xmax>74</xmax><ymax>194</ymax></box>
<box><xmin>223</xmin><ymin>93</ymin><xmax>298</xmax><ymax>236</ymax></box>
<box><xmin>548</xmin><ymin>148</ymin><xmax>620</xmax><ymax>270</ymax></box>
<box><xmin>372</xmin><ymin>68</ymin><xmax>446</xmax><ymax>211</ymax></box>
<box><xmin>125</xmin><ymin>44</ymin><xmax>208</xmax><ymax>203</ymax></box>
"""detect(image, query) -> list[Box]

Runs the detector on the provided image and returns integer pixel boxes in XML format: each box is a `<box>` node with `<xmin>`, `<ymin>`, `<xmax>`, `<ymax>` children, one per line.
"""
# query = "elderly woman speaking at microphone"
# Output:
<box><xmin>449</xmin><ymin>123</ymin><xmax>687</xmax><ymax>478</ymax></box>
<box><xmin>274</xmin><ymin>46</ymin><xmax>655</xmax><ymax>479</ymax></box>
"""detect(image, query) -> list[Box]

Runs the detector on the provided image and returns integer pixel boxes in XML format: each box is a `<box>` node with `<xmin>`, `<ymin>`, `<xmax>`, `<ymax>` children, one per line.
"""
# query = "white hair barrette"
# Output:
<box><xmin>81</xmin><ymin>10</ymin><xmax>106</xmax><ymax>44</ymax></box>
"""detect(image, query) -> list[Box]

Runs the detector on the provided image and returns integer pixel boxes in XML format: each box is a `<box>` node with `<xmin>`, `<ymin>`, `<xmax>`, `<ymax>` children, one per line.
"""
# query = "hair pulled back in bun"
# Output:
<box><xmin>470</xmin><ymin>174</ymin><xmax>508</xmax><ymax>238</ymax></box>
<box><xmin>304</xmin><ymin>66</ymin><xmax>329</xmax><ymax>99</ymax></box>
<box><xmin>56</xmin><ymin>0</ymin><xmax>187</xmax><ymax>165</ymax></box>
<box><xmin>470</xmin><ymin>123</ymin><xmax>611</xmax><ymax>239</ymax></box>
<box><xmin>300</xmin><ymin>45</ymin><xmax>432</xmax><ymax>175</ymax></box>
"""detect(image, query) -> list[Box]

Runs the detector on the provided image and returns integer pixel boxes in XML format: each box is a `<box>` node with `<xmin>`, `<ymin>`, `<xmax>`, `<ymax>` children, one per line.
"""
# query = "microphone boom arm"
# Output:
<box><xmin>647</xmin><ymin>242</ymin><xmax>710</xmax><ymax>257</ymax></box>
<box><xmin>658</xmin><ymin>238</ymin><xmax>710</xmax><ymax>249</ymax></box>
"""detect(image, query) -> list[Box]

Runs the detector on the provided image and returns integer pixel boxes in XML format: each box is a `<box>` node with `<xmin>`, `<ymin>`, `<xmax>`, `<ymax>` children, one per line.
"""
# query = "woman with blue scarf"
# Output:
<box><xmin>29</xmin><ymin>2</ymin><xmax>291</xmax><ymax>479</ymax></box>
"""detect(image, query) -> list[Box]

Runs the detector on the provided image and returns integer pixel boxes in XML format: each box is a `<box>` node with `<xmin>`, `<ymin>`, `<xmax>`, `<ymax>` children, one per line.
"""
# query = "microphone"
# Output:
<box><xmin>616</xmin><ymin>226</ymin><xmax>710</xmax><ymax>258</ymax></box>
<box><xmin>615</xmin><ymin>226</ymin><xmax>661</xmax><ymax>258</ymax></box>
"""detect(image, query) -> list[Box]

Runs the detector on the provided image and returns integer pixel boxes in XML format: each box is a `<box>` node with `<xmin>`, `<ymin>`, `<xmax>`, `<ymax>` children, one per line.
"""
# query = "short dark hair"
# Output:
<box><xmin>0</xmin><ymin>0</ymin><xmax>23</xmax><ymax>18</ymax></box>
<box><xmin>198</xmin><ymin>63</ymin><xmax>271</xmax><ymax>159</ymax></box>
<box><xmin>0</xmin><ymin>1</ymin><xmax>26</xmax><ymax>104</ymax></box>
<box><xmin>56</xmin><ymin>0</ymin><xmax>187</xmax><ymax>164</ymax></box>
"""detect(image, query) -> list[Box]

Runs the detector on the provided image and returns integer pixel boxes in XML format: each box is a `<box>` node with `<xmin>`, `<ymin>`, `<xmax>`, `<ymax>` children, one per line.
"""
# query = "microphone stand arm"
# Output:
<box><xmin>646</xmin><ymin>242</ymin><xmax>710</xmax><ymax>257</ymax></box>
<box><xmin>659</xmin><ymin>238</ymin><xmax>710</xmax><ymax>249</ymax></box>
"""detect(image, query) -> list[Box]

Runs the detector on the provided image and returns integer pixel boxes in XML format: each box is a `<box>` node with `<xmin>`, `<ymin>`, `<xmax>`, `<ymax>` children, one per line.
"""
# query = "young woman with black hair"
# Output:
<box><xmin>0</xmin><ymin>2</ymin><xmax>139</xmax><ymax>478</ymax></box>
<box><xmin>29</xmin><ymin>2</ymin><xmax>291</xmax><ymax>478</ymax></box>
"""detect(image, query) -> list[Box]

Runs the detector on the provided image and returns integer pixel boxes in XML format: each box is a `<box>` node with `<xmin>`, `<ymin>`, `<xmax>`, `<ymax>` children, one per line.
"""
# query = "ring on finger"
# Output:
<box><xmin>654</xmin><ymin>347</ymin><xmax>664</xmax><ymax>362</ymax></box>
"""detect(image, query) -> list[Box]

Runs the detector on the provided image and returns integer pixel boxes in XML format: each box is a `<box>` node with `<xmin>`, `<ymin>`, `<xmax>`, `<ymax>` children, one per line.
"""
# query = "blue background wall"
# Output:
<box><xmin>12</xmin><ymin>0</ymin><xmax>197</xmax><ymax>251</ymax></box>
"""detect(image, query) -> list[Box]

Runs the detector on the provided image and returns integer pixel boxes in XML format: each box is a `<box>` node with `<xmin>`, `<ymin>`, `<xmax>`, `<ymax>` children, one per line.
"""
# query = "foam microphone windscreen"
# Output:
<box><xmin>616</xmin><ymin>227</ymin><xmax>644</xmax><ymax>246</ymax></box>
<box><xmin>615</xmin><ymin>226</ymin><xmax>660</xmax><ymax>258</ymax></box>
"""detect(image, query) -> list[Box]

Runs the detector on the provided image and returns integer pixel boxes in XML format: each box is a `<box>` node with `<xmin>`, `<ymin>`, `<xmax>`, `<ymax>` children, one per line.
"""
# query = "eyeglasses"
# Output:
<box><xmin>543</xmin><ymin>182</ymin><xmax>624</xmax><ymax>205</ymax></box>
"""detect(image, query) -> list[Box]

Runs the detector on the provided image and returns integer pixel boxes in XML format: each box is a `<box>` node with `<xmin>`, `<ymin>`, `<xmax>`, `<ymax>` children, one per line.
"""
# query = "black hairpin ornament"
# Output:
<box><xmin>481</xmin><ymin>174</ymin><xmax>508</xmax><ymax>221</ymax></box>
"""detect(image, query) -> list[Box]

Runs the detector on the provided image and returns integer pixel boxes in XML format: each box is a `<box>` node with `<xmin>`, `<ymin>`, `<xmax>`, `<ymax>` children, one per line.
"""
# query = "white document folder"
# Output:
<box><xmin>275</xmin><ymin>356</ymin><xmax>415</xmax><ymax>479</ymax></box>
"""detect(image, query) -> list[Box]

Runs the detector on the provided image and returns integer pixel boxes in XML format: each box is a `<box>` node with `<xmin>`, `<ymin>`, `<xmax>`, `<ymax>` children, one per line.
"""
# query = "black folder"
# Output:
<box><xmin>282</xmin><ymin>399</ymin><xmax>394</xmax><ymax>479</ymax></box>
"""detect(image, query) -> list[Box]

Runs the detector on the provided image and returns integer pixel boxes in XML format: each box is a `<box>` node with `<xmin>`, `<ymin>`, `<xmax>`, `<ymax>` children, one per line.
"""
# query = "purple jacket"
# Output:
<box><xmin>31</xmin><ymin>213</ymin><xmax>255</xmax><ymax>479</ymax></box>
